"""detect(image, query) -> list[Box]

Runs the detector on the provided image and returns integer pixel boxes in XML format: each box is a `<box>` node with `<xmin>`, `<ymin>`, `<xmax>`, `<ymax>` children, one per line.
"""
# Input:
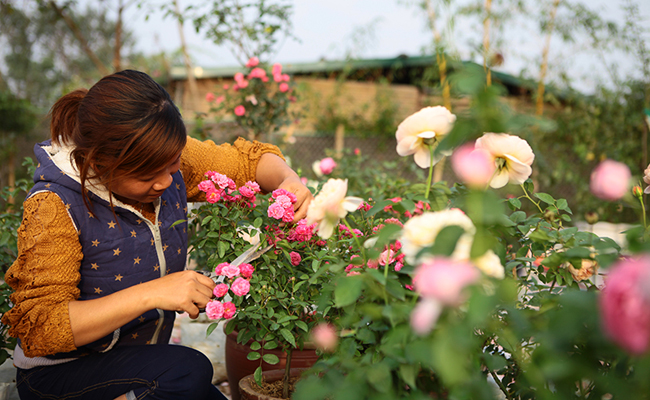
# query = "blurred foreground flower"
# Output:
<box><xmin>590</xmin><ymin>159</ymin><xmax>631</xmax><ymax>201</ymax></box>
<box><xmin>395</xmin><ymin>106</ymin><xmax>456</xmax><ymax>168</ymax></box>
<box><xmin>306</xmin><ymin>179</ymin><xmax>363</xmax><ymax>239</ymax></box>
<box><xmin>450</xmin><ymin>142</ymin><xmax>496</xmax><ymax>188</ymax></box>
<box><xmin>475</xmin><ymin>133</ymin><xmax>535</xmax><ymax>188</ymax></box>
<box><xmin>411</xmin><ymin>258</ymin><xmax>479</xmax><ymax>335</ymax></box>
<box><xmin>311</xmin><ymin>323</ymin><xmax>338</xmax><ymax>353</ymax></box>
<box><xmin>312</xmin><ymin>157</ymin><xmax>337</xmax><ymax>176</ymax></box>
<box><xmin>599</xmin><ymin>255</ymin><xmax>650</xmax><ymax>355</ymax></box>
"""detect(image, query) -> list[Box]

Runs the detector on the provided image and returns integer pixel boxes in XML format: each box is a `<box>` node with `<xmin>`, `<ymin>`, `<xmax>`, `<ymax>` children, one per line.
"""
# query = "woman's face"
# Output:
<box><xmin>111</xmin><ymin>152</ymin><xmax>182</xmax><ymax>205</ymax></box>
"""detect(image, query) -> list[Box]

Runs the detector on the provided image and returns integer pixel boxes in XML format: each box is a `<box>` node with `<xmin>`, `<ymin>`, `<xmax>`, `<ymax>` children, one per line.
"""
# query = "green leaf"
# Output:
<box><xmin>334</xmin><ymin>275</ymin><xmax>364</xmax><ymax>307</ymax></box>
<box><xmin>263</xmin><ymin>341</ymin><xmax>279</xmax><ymax>350</ymax></box>
<box><xmin>534</xmin><ymin>192</ymin><xmax>555</xmax><ymax>205</ymax></box>
<box><xmin>250</xmin><ymin>341</ymin><xmax>262</xmax><ymax>351</ymax></box>
<box><xmin>399</xmin><ymin>364</ymin><xmax>418</xmax><ymax>388</ymax></box>
<box><xmin>170</xmin><ymin>219</ymin><xmax>186</xmax><ymax>228</ymax></box>
<box><xmin>507</xmin><ymin>197</ymin><xmax>522</xmax><ymax>210</ymax></box>
<box><xmin>296</xmin><ymin>320</ymin><xmax>309</xmax><ymax>332</ymax></box>
<box><xmin>217</xmin><ymin>241</ymin><xmax>228</xmax><ymax>258</ymax></box>
<box><xmin>247</xmin><ymin>351</ymin><xmax>261</xmax><ymax>361</ymax></box>
<box><xmin>262</xmin><ymin>354</ymin><xmax>280</xmax><ymax>365</ymax></box>
<box><xmin>206</xmin><ymin>322</ymin><xmax>219</xmax><ymax>337</ymax></box>
<box><xmin>279</xmin><ymin>328</ymin><xmax>296</xmax><ymax>348</ymax></box>
<box><xmin>254</xmin><ymin>366</ymin><xmax>263</xmax><ymax>387</ymax></box>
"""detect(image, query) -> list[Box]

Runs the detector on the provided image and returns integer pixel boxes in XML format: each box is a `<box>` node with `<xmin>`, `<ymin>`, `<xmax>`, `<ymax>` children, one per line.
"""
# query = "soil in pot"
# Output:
<box><xmin>239</xmin><ymin>368</ymin><xmax>306</xmax><ymax>400</ymax></box>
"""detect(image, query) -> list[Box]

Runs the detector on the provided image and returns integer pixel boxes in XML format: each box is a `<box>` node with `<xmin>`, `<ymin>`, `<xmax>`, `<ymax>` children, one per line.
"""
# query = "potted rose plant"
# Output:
<box><xmin>187</xmin><ymin>171</ymin><xmax>339</xmax><ymax>399</ymax></box>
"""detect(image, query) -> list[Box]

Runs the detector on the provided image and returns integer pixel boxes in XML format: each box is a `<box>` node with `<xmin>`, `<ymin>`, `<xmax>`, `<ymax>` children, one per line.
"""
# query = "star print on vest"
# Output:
<box><xmin>29</xmin><ymin>140</ymin><xmax>189</xmax><ymax>359</ymax></box>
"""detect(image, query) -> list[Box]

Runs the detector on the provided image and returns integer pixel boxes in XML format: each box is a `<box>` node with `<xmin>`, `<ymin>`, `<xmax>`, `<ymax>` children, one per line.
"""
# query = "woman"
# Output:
<box><xmin>1</xmin><ymin>69</ymin><xmax>312</xmax><ymax>400</ymax></box>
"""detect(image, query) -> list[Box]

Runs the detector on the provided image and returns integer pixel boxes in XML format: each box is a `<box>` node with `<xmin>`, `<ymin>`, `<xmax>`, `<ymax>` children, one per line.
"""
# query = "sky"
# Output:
<box><xmin>117</xmin><ymin>0</ymin><xmax>650</xmax><ymax>92</ymax></box>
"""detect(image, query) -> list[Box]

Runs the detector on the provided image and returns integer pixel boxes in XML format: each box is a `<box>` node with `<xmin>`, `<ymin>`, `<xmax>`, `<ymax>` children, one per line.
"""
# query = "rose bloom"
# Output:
<box><xmin>472</xmin><ymin>249</ymin><xmax>505</xmax><ymax>279</ymax></box>
<box><xmin>222</xmin><ymin>302</ymin><xmax>237</xmax><ymax>319</ymax></box>
<box><xmin>320</xmin><ymin>157</ymin><xmax>337</xmax><ymax>175</ymax></box>
<box><xmin>205</xmin><ymin>92</ymin><xmax>216</xmax><ymax>103</ymax></box>
<box><xmin>311</xmin><ymin>323</ymin><xmax>338</xmax><ymax>353</ymax></box>
<box><xmin>213</xmin><ymin>283</ymin><xmax>229</xmax><ymax>298</ymax></box>
<box><xmin>400</xmin><ymin>209</ymin><xmax>475</xmax><ymax>265</ymax></box>
<box><xmin>567</xmin><ymin>259</ymin><xmax>598</xmax><ymax>282</ymax></box>
<box><xmin>599</xmin><ymin>255</ymin><xmax>650</xmax><ymax>355</ymax></box>
<box><xmin>240</xmin><ymin>263</ymin><xmax>255</xmax><ymax>278</ymax></box>
<box><xmin>205</xmin><ymin>301</ymin><xmax>224</xmax><ymax>320</ymax></box>
<box><xmin>214</xmin><ymin>262</ymin><xmax>229</xmax><ymax>276</ymax></box>
<box><xmin>450</xmin><ymin>143</ymin><xmax>496</xmax><ymax>189</ymax></box>
<box><xmin>413</xmin><ymin>258</ymin><xmax>480</xmax><ymax>305</ymax></box>
<box><xmin>290</xmin><ymin>251</ymin><xmax>301</xmax><ymax>266</ymax></box>
<box><xmin>306</xmin><ymin>179</ymin><xmax>363</xmax><ymax>239</ymax></box>
<box><xmin>395</xmin><ymin>106</ymin><xmax>457</xmax><ymax>168</ymax></box>
<box><xmin>410</xmin><ymin>297</ymin><xmax>444</xmax><ymax>336</ymax></box>
<box><xmin>279</xmin><ymin>82</ymin><xmax>289</xmax><ymax>93</ymax></box>
<box><xmin>246</xmin><ymin>56</ymin><xmax>259</xmax><ymax>67</ymax></box>
<box><xmin>234</xmin><ymin>105</ymin><xmax>246</xmax><ymax>116</ymax></box>
<box><xmin>231</xmin><ymin>277</ymin><xmax>250</xmax><ymax>296</ymax></box>
<box><xmin>475</xmin><ymin>133</ymin><xmax>535</xmax><ymax>189</ymax></box>
<box><xmin>221</xmin><ymin>264</ymin><xmax>241</xmax><ymax>278</ymax></box>
<box><xmin>590</xmin><ymin>159</ymin><xmax>631</xmax><ymax>201</ymax></box>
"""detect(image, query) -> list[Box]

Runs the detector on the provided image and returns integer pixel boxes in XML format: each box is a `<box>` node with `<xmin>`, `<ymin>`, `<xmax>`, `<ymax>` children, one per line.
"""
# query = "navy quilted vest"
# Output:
<box><xmin>29</xmin><ymin>140</ymin><xmax>188</xmax><ymax>359</ymax></box>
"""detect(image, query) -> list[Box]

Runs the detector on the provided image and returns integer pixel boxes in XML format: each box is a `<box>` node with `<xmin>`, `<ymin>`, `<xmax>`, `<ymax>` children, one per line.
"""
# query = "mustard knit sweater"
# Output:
<box><xmin>1</xmin><ymin>136</ymin><xmax>283</xmax><ymax>358</ymax></box>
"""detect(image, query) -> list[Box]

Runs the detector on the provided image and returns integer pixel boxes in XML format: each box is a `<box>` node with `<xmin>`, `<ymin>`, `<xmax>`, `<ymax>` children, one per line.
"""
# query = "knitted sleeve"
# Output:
<box><xmin>1</xmin><ymin>192</ymin><xmax>81</xmax><ymax>357</ymax></box>
<box><xmin>181</xmin><ymin>136</ymin><xmax>285</xmax><ymax>202</ymax></box>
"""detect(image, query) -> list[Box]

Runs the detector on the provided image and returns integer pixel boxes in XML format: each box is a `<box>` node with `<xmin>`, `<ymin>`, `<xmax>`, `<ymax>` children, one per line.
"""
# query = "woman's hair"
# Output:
<box><xmin>49</xmin><ymin>70</ymin><xmax>187</xmax><ymax>208</ymax></box>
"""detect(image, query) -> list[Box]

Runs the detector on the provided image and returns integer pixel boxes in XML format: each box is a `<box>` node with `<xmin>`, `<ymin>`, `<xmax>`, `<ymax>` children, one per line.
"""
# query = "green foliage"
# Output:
<box><xmin>189</xmin><ymin>0</ymin><xmax>295</xmax><ymax>64</ymax></box>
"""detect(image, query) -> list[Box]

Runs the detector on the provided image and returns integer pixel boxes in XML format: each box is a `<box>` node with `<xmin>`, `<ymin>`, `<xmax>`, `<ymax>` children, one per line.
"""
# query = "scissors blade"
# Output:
<box><xmin>231</xmin><ymin>243</ymin><xmax>273</xmax><ymax>267</ymax></box>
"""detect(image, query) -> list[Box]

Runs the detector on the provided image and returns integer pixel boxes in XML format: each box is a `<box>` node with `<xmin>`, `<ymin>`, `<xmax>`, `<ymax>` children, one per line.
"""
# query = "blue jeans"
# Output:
<box><xmin>15</xmin><ymin>345</ymin><xmax>227</xmax><ymax>400</ymax></box>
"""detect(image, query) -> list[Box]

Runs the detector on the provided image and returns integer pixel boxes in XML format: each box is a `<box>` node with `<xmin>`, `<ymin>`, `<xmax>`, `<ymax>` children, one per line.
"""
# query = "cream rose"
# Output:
<box><xmin>306</xmin><ymin>178</ymin><xmax>363</xmax><ymax>239</ymax></box>
<box><xmin>395</xmin><ymin>106</ymin><xmax>457</xmax><ymax>168</ymax></box>
<box><xmin>475</xmin><ymin>133</ymin><xmax>535</xmax><ymax>189</ymax></box>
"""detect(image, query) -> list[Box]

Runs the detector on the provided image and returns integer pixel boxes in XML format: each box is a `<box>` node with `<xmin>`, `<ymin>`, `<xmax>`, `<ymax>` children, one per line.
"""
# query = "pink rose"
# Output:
<box><xmin>213</xmin><ymin>283</ymin><xmax>229</xmax><ymax>298</ymax></box>
<box><xmin>234</xmin><ymin>105</ymin><xmax>246</xmax><ymax>116</ymax></box>
<box><xmin>451</xmin><ymin>143</ymin><xmax>496</xmax><ymax>189</ymax></box>
<box><xmin>319</xmin><ymin>157</ymin><xmax>337</xmax><ymax>175</ymax></box>
<box><xmin>249</xmin><ymin>67</ymin><xmax>267</xmax><ymax>79</ymax></box>
<box><xmin>378</xmin><ymin>249</ymin><xmax>396</xmax><ymax>266</ymax></box>
<box><xmin>215</xmin><ymin>95</ymin><xmax>225</xmax><ymax>104</ymax></box>
<box><xmin>311</xmin><ymin>323</ymin><xmax>338</xmax><ymax>352</ymax></box>
<box><xmin>599</xmin><ymin>256</ymin><xmax>650</xmax><ymax>355</ymax></box>
<box><xmin>240</xmin><ymin>263</ymin><xmax>254</xmax><ymax>278</ymax></box>
<box><xmin>410</xmin><ymin>298</ymin><xmax>443</xmax><ymax>335</ymax></box>
<box><xmin>231</xmin><ymin>277</ymin><xmax>250</xmax><ymax>296</ymax></box>
<box><xmin>246</xmin><ymin>56</ymin><xmax>260</xmax><ymax>68</ymax></box>
<box><xmin>205</xmin><ymin>301</ymin><xmax>224</xmax><ymax>320</ymax></box>
<box><xmin>290</xmin><ymin>251</ymin><xmax>301</xmax><ymax>266</ymax></box>
<box><xmin>214</xmin><ymin>262</ymin><xmax>229</xmax><ymax>276</ymax></box>
<box><xmin>272</xmin><ymin>63</ymin><xmax>282</xmax><ymax>76</ymax></box>
<box><xmin>223</xmin><ymin>302</ymin><xmax>237</xmax><ymax>319</ymax></box>
<box><xmin>205</xmin><ymin>92</ymin><xmax>216</xmax><ymax>103</ymax></box>
<box><xmin>198</xmin><ymin>180</ymin><xmax>216</xmax><ymax>193</ymax></box>
<box><xmin>413</xmin><ymin>258</ymin><xmax>479</xmax><ymax>305</ymax></box>
<box><xmin>206</xmin><ymin>190</ymin><xmax>221</xmax><ymax>204</ymax></box>
<box><xmin>282</xmin><ymin>74</ymin><xmax>290</xmax><ymax>82</ymax></box>
<box><xmin>279</xmin><ymin>82</ymin><xmax>289</xmax><ymax>93</ymax></box>
<box><xmin>268</xmin><ymin>202</ymin><xmax>286</xmax><ymax>220</ymax></box>
<box><xmin>590</xmin><ymin>160</ymin><xmax>631</xmax><ymax>201</ymax></box>
<box><xmin>221</xmin><ymin>264</ymin><xmax>241</xmax><ymax>278</ymax></box>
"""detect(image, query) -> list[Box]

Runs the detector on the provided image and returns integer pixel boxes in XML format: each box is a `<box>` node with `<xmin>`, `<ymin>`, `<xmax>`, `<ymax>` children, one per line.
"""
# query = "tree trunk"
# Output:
<box><xmin>48</xmin><ymin>0</ymin><xmax>110</xmax><ymax>76</ymax></box>
<box><xmin>174</xmin><ymin>0</ymin><xmax>198</xmax><ymax>112</ymax></box>
<box><xmin>113</xmin><ymin>0</ymin><xmax>124</xmax><ymax>72</ymax></box>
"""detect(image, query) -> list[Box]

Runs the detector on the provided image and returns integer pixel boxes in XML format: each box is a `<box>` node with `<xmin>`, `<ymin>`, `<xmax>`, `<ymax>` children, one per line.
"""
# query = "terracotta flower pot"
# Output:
<box><xmin>225</xmin><ymin>330</ymin><xmax>318</xmax><ymax>400</ymax></box>
<box><xmin>239</xmin><ymin>368</ymin><xmax>307</xmax><ymax>400</ymax></box>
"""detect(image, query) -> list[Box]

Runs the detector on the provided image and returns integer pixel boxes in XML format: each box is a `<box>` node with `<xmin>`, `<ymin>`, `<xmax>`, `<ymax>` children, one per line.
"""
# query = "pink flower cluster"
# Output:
<box><xmin>267</xmin><ymin>188</ymin><xmax>297</xmax><ymax>223</ymax></box>
<box><xmin>198</xmin><ymin>171</ymin><xmax>261</xmax><ymax>207</ymax></box>
<box><xmin>382</xmin><ymin>197</ymin><xmax>430</xmax><ymax>217</ymax></box>
<box><xmin>344</xmin><ymin>240</ymin><xmax>405</xmax><ymax>276</ymax></box>
<box><xmin>205</xmin><ymin>261</ymin><xmax>256</xmax><ymax>321</ymax></box>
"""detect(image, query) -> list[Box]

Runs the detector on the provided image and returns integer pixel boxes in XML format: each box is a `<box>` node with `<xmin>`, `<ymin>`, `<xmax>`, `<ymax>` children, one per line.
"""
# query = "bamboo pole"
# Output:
<box><xmin>483</xmin><ymin>0</ymin><xmax>493</xmax><ymax>87</ymax></box>
<box><xmin>536</xmin><ymin>0</ymin><xmax>561</xmax><ymax>117</ymax></box>
<box><xmin>174</xmin><ymin>0</ymin><xmax>198</xmax><ymax>112</ymax></box>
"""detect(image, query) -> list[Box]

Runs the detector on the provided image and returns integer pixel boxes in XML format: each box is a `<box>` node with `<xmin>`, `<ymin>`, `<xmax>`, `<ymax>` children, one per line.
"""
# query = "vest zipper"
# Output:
<box><xmin>140</xmin><ymin>203</ymin><xmax>167</xmax><ymax>344</ymax></box>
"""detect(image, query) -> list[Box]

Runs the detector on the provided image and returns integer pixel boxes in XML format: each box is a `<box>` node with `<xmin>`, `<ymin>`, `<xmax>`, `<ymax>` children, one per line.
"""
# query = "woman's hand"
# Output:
<box><xmin>142</xmin><ymin>270</ymin><xmax>216</xmax><ymax>319</ymax></box>
<box><xmin>277</xmin><ymin>175</ymin><xmax>313</xmax><ymax>222</ymax></box>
